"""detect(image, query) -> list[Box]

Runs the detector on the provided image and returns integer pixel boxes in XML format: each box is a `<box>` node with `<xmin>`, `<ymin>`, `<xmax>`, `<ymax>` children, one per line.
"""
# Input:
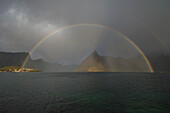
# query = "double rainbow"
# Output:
<box><xmin>21</xmin><ymin>23</ymin><xmax>154</xmax><ymax>72</ymax></box>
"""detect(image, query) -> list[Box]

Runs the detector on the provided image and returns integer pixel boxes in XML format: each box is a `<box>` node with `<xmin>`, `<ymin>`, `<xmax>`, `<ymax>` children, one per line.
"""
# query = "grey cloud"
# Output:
<box><xmin>0</xmin><ymin>0</ymin><xmax>169</xmax><ymax>64</ymax></box>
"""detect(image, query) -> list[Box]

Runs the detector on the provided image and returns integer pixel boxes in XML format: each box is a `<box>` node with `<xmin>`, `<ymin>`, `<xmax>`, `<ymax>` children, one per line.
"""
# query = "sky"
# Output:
<box><xmin>0</xmin><ymin>0</ymin><xmax>170</xmax><ymax>64</ymax></box>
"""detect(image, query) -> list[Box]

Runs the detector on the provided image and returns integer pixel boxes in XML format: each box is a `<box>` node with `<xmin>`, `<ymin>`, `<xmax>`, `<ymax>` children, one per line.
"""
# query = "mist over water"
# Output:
<box><xmin>22</xmin><ymin>25</ymin><xmax>151</xmax><ymax>72</ymax></box>
<box><xmin>31</xmin><ymin>26</ymin><xmax>139</xmax><ymax>65</ymax></box>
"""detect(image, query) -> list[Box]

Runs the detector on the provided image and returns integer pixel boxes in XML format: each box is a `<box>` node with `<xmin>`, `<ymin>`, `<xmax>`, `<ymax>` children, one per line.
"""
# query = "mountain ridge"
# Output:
<box><xmin>0</xmin><ymin>51</ymin><xmax>170</xmax><ymax>72</ymax></box>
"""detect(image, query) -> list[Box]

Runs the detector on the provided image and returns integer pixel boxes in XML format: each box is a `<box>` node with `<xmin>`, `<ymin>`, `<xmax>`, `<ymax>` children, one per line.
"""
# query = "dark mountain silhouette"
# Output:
<box><xmin>0</xmin><ymin>51</ymin><xmax>170</xmax><ymax>72</ymax></box>
<box><xmin>0</xmin><ymin>52</ymin><xmax>77</xmax><ymax>72</ymax></box>
<box><xmin>0</xmin><ymin>52</ymin><xmax>29</xmax><ymax>67</ymax></box>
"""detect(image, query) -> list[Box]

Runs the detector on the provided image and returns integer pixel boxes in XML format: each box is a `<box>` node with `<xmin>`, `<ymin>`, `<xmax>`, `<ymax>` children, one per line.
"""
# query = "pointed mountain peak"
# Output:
<box><xmin>74</xmin><ymin>50</ymin><xmax>106</xmax><ymax>72</ymax></box>
<box><xmin>92</xmin><ymin>50</ymin><xmax>98</xmax><ymax>54</ymax></box>
<box><xmin>90</xmin><ymin>50</ymin><xmax>100</xmax><ymax>57</ymax></box>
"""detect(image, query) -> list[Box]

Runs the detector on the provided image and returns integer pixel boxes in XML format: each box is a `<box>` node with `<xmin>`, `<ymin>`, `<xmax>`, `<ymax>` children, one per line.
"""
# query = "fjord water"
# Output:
<box><xmin>0</xmin><ymin>72</ymin><xmax>170</xmax><ymax>113</ymax></box>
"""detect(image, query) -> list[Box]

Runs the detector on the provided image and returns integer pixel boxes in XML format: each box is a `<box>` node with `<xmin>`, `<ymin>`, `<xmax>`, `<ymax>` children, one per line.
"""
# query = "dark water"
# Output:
<box><xmin>0</xmin><ymin>72</ymin><xmax>170</xmax><ymax>113</ymax></box>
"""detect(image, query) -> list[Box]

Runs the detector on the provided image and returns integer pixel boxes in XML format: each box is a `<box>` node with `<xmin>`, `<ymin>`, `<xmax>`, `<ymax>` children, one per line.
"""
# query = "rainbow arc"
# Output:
<box><xmin>21</xmin><ymin>23</ymin><xmax>154</xmax><ymax>72</ymax></box>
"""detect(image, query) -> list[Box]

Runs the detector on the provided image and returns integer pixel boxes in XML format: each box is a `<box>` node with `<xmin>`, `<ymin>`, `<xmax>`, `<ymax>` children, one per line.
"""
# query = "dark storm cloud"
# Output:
<box><xmin>0</xmin><ymin>0</ymin><xmax>169</xmax><ymax>64</ymax></box>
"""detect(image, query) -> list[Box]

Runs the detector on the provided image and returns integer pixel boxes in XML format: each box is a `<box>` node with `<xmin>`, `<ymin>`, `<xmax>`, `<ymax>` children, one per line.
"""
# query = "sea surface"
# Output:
<box><xmin>0</xmin><ymin>72</ymin><xmax>170</xmax><ymax>113</ymax></box>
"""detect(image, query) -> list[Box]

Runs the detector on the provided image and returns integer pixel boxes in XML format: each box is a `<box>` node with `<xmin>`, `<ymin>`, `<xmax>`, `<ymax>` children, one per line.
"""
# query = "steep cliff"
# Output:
<box><xmin>0</xmin><ymin>52</ymin><xmax>29</xmax><ymax>68</ymax></box>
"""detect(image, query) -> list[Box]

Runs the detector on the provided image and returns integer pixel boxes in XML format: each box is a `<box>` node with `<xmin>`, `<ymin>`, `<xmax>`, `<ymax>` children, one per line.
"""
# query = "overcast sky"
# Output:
<box><xmin>0</xmin><ymin>0</ymin><xmax>170</xmax><ymax>64</ymax></box>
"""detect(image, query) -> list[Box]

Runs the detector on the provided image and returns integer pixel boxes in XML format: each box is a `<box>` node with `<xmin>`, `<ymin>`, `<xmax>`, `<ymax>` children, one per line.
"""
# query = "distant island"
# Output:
<box><xmin>0</xmin><ymin>66</ymin><xmax>40</xmax><ymax>72</ymax></box>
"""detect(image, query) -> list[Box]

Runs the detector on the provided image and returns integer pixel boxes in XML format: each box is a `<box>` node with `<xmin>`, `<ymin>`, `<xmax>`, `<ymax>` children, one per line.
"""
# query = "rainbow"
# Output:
<box><xmin>21</xmin><ymin>23</ymin><xmax>154</xmax><ymax>72</ymax></box>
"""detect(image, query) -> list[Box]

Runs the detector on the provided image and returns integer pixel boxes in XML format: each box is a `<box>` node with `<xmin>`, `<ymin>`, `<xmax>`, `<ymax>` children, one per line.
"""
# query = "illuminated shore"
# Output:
<box><xmin>0</xmin><ymin>66</ymin><xmax>40</xmax><ymax>72</ymax></box>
